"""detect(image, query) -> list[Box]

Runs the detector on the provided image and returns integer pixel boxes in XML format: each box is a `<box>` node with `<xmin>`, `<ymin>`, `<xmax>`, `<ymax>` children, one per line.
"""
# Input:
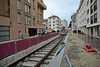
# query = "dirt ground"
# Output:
<box><xmin>60</xmin><ymin>34</ymin><xmax>100</xmax><ymax>67</ymax></box>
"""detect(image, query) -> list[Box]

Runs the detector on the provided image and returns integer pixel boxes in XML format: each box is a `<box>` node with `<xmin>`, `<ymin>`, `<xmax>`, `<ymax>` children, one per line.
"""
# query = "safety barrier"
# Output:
<box><xmin>0</xmin><ymin>33</ymin><xmax>59</xmax><ymax>59</ymax></box>
<box><xmin>78</xmin><ymin>34</ymin><xmax>100</xmax><ymax>52</ymax></box>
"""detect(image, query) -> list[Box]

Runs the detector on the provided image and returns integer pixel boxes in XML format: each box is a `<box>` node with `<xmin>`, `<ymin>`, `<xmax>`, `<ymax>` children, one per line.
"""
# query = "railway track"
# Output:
<box><xmin>5</xmin><ymin>35</ymin><xmax>65</xmax><ymax>67</ymax></box>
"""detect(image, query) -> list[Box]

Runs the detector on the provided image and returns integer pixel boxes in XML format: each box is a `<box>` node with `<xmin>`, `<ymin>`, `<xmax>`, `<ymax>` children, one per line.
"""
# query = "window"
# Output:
<box><xmin>94</xmin><ymin>1</ymin><xmax>97</xmax><ymax>11</ymax></box>
<box><xmin>53</xmin><ymin>18</ymin><xmax>55</xmax><ymax>20</ymax></box>
<box><xmin>91</xmin><ymin>16</ymin><xmax>93</xmax><ymax>24</ymax></box>
<box><xmin>0</xmin><ymin>26</ymin><xmax>10</xmax><ymax>42</ymax></box>
<box><xmin>97</xmin><ymin>26</ymin><xmax>100</xmax><ymax>36</ymax></box>
<box><xmin>33</xmin><ymin>9</ymin><xmax>35</xmax><ymax>16</ymax></box>
<box><xmin>87</xmin><ymin>18</ymin><xmax>89</xmax><ymax>24</ymax></box>
<box><xmin>87</xmin><ymin>0</ymin><xmax>89</xmax><ymax>6</ymax></box>
<box><xmin>27</xmin><ymin>0</ymin><xmax>30</xmax><ymax>3</ymax></box>
<box><xmin>28</xmin><ymin>6</ymin><xmax>31</xmax><ymax>14</ymax></box>
<box><xmin>25</xmin><ymin>4</ymin><xmax>27</xmax><ymax>12</ymax></box>
<box><xmin>90</xmin><ymin>0</ymin><xmax>93</xmax><ymax>4</ymax></box>
<box><xmin>40</xmin><ymin>14</ymin><xmax>42</xmax><ymax>19</ymax></box>
<box><xmin>33</xmin><ymin>0</ymin><xmax>35</xmax><ymax>6</ymax></box>
<box><xmin>87</xmin><ymin>9</ymin><xmax>89</xmax><ymax>15</ymax></box>
<box><xmin>53</xmin><ymin>21</ymin><xmax>55</xmax><ymax>23</ymax></box>
<box><xmin>37</xmin><ymin>13</ymin><xmax>39</xmax><ymax>18</ymax></box>
<box><xmin>28</xmin><ymin>17</ymin><xmax>31</xmax><ymax>25</ymax></box>
<box><xmin>94</xmin><ymin>13</ymin><xmax>97</xmax><ymax>23</ymax></box>
<box><xmin>33</xmin><ymin>18</ymin><xmax>35</xmax><ymax>25</ymax></box>
<box><xmin>90</xmin><ymin>5</ymin><xmax>93</xmax><ymax>14</ymax></box>
<box><xmin>18</xmin><ymin>13</ymin><xmax>21</xmax><ymax>23</ymax></box>
<box><xmin>8</xmin><ymin>0</ymin><xmax>10</xmax><ymax>15</ymax></box>
<box><xmin>25</xmin><ymin>16</ymin><xmax>27</xmax><ymax>24</ymax></box>
<box><xmin>37</xmin><ymin>21</ymin><xmax>39</xmax><ymax>24</ymax></box>
<box><xmin>91</xmin><ymin>27</ymin><xmax>93</xmax><ymax>35</ymax></box>
<box><xmin>17</xmin><ymin>0</ymin><xmax>20</xmax><ymax>9</ymax></box>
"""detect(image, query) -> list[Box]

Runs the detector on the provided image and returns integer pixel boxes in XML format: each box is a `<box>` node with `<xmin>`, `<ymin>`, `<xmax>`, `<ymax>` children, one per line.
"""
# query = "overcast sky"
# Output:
<box><xmin>43</xmin><ymin>0</ymin><xmax>80</xmax><ymax>25</ymax></box>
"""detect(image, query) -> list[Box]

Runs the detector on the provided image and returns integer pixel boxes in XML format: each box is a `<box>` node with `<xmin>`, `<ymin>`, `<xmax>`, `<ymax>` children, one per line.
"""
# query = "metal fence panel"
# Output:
<box><xmin>0</xmin><ymin>42</ymin><xmax>15</xmax><ymax>59</ymax></box>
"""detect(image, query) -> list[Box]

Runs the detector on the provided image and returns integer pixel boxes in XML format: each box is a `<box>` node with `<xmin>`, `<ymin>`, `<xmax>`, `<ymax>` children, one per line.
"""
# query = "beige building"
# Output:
<box><xmin>44</xmin><ymin>15</ymin><xmax>62</xmax><ymax>32</ymax></box>
<box><xmin>0</xmin><ymin>0</ymin><xmax>47</xmax><ymax>42</ymax></box>
<box><xmin>61</xmin><ymin>19</ymin><xmax>68</xmax><ymax>30</ymax></box>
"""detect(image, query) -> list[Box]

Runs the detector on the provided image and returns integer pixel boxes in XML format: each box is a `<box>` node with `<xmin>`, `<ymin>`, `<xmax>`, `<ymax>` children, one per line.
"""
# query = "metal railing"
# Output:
<box><xmin>78</xmin><ymin>34</ymin><xmax>100</xmax><ymax>51</ymax></box>
<box><xmin>0</xmin><ymin>33</ymin><xmax>59</xmax><ymax>60</ymax></box>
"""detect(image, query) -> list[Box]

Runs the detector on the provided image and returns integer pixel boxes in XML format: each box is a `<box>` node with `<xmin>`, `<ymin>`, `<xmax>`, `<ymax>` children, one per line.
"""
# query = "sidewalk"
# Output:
<box><xmin>60</xmin><ymin>34</ymin><xmax>100</xmax><ymax>67</ymax></box>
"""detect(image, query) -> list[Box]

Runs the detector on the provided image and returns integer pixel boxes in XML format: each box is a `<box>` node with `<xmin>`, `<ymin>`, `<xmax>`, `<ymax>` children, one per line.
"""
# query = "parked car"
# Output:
<box><xmin>42</xmin><ymin>31</ymin><xmax>49</xmax><ymax>35</ymax></box>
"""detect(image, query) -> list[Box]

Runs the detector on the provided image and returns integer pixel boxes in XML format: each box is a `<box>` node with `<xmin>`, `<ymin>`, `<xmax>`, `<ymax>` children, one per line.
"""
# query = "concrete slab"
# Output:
<box><xmin>0</xmin><ymin>59</ymin><xmax>6</xmax><ymax>67</ymax></box>
<box><xmin>21</xmin><ymin>61</ymin><xmax>36</xmax><ymax>67</ymax></box>
<box><xmin>40</xmin><ymin>50</ymin><xmax>50</xmax><ymax>52</ymax></box>
<box><xmin>28</xmin><ymin>57</ymin><xmax>42</xmax><ymax>62</ymax></box>
<box><xmin>36</xmin><ymin>52</ymin><xmax>48</xmax><ymax>54</ymax></box>
<box><xmin>33</xmin><ymin>54</ymin><xmax>45</xmax><ymax>58</ymax></box>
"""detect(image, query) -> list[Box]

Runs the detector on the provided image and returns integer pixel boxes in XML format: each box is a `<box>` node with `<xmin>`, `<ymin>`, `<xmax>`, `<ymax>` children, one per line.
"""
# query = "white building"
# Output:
<box><xmin>86</xmin><ymin>0</ymin><xmax>100</xmax><ymax>37</ymax></box>
<box><xmin>77</xmin><ymin>0</ymin><xmax>88</xmax><ymax>34</ymax></box>
<box><xmin>74</xmin><ymin>0</ymin><xmax>100</xmax><ymax>37</ymax></box>
<box><xmin>61</xmin><ymin>19</ymin><xmax>68</xmax><ymax>30</ymax></box>
<box><xmin>43</xmin><ymin>15</ymin><xmax>62</xmax><ymax>32</ymax></box>
<box><xmin>71</xmin><ymin>13</ymin><xmax>77</xmax><ymax>32</ymax></box>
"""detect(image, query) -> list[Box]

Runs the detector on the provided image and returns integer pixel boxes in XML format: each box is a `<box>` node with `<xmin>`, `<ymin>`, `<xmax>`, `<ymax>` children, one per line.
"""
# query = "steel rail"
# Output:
<box><xmin>5</xmin><ymin>36</ymin><xmax>60</xmax><ymax>67</ymax></box>
<box><xmin>35</xmin><ymin>36</ymin><xmax>64</xmax><ymax>67</ymax></box>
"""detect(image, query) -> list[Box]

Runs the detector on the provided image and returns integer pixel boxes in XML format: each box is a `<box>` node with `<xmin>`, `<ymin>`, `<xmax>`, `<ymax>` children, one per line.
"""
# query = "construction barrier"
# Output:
<box><xmin>78</xmin><ymin>33</ymin><xmax>100</xmax><ymax>52</ymax></box>
<box><xmin>0</xmin><ymin>32</ymin><xmax>60</xmax><ymax>59</ymax></box>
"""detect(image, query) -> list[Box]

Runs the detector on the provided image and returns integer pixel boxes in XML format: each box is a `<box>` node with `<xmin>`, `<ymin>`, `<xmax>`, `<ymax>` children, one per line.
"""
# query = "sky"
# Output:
<box><xmin>43</xmin><ymin>0</ymin><xmax>80</xmax><ymax>25</ymax></box>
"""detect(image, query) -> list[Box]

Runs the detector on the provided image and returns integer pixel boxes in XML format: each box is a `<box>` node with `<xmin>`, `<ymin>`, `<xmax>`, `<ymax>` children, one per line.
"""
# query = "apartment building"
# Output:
<box><xmin>86</xmin><ymin>0</ymin><xmax>100</xmax><ymax>37</ymax></box>
<box><xmin>43</xmin><ymin>19</ymin><xmax>48</xmax><ymax>28</ymax></box>
<box><xmin>44</xmin><ymin>15</ymin><xmax>62</xmax><ymax>32</ymax></box>
<box><xmin>0</xmin><ymin>0</ymin><xmax>47</xmax><ymax>42</ymax></box>
<box><xmin>71</xmin><ymin>13</ymin><xmax>77</xmax><ymax>32</ymax></box>
<box><xmin>72</xmin><ymin>0</ymin><xmax>100</xmax><ymax>37</ymax></box>
<box><xmin>77</xmin><ymin>0</ymin><xmax>88</xmax><ymax>34</ymax></box>
<box><xmin>61</xmin><ymin>19</ymin><xmax>68</xmax><ymax>30</ymax></box>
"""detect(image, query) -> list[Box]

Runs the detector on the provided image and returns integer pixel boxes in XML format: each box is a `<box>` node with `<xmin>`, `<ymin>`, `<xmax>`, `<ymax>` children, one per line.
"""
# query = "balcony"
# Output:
<box><xmin>37</xmin><ymin>0</ymin><xmax>47</xmax><ymax>10</ymax></box>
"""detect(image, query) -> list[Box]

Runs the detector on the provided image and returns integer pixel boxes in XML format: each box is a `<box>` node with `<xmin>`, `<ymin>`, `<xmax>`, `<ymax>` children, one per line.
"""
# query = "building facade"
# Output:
<box><xmin>86</xmin><ymin>0</ymin><xmax>100</xmax><ymax>37</ymax></box>
<box><xmin>77</xmin><ymin>0</ymin><xmax>88</xmax><ymax>34</ymax></box>
<box><xmin>61</xmin><ymin>19</ymin><xmax>68</xmax><ymax>31</ymax></box>
<box><xmin>71</xmin><ymin>13</ymin><xmax>77</xmax><ymax>32</ymax></box>
<box><xmin>73</xmin><ymin>0</ymin><xmax>100</xmax><ymax>37</ymax></box>
<box><xmin>0</xmin><ymin>0</ymin><xmax>47</xmax><ymax>42</ymax></box>
<box><xmin>44</xmin><ymin>15</ymin><xmax>62</xmax><ymax>32</ymax></box>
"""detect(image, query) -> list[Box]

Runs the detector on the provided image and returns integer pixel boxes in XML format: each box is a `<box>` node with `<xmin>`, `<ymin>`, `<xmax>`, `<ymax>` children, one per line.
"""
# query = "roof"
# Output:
<box><xmin>48</xmin><ymin>15</ymin><xmax>62</xmax><ymax>21</ymax></box>
<box><xmin>43</xmin><ymin>19</ymin><xmax>48</xmax><ymax>21</ymax></box>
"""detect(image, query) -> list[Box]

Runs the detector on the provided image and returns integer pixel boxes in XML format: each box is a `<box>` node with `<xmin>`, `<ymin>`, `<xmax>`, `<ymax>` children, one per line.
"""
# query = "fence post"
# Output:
<box><xmin>29</xmin><ymin>38</ymin><xmax>31</xmax><ymax>47</ymax></box>
<box><xmin>88</xmin><ymin>35</ymin><xmax>89</xmax><ymax>43</ymax></box>
<box><xmin>15</xmin><ymin>40</ymin><xmax>17</xmax><ymax>53</ymax></box>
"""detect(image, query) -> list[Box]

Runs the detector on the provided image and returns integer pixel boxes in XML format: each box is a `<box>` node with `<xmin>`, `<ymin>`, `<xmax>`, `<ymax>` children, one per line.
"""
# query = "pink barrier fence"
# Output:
<box><xmin>17</xmin><ymin>39</ymin><xmax>30</xmax><ymax>51</ymax></box>
<box><xmin>0</xmin><ymin>42</ymin><xmax>15</xmax><ymax>59</ymax></box>
<box><xmin>0</xmin><ymin>33</ymin><xmax>60</xmax><ymax>59</ymax></box>
<box><xmin>31</xmin><ymin>37</ymin><xmax>38</xmax><ymax>46</ymax></box>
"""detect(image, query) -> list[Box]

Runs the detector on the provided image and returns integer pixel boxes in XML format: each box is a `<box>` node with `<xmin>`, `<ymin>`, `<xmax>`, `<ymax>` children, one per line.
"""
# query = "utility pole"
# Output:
<box><xmin>72</xmin><ymin>21</ymin><xmax>73</xmax><ymax>34</ymax></box>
